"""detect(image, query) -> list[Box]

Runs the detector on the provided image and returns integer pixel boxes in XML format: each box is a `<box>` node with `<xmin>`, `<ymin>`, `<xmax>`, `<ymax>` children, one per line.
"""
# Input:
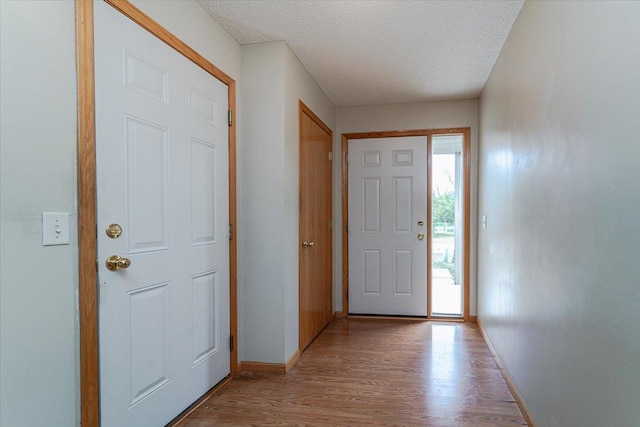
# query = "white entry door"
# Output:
<box><xmin>95</xmin><ymin>2</ymin><xmax>229</xmax><ymax>426</ymax></box>
<box><xmin>348</xmin><ymin>137</ymin><xmax>428</xmax><ymax>316</ymax></box>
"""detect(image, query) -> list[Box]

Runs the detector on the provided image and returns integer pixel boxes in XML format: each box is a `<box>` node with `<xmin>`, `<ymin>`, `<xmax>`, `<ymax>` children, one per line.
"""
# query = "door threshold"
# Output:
<box><xmin>429</xmin><ymin>315</ymin><xmax>465</xmax><ymax>322</ymax></box>
<box><xmin>348</xmin><ymin>314</ymin><xmax>427</xmax><ymax>321</ymax></box>
<box><xmin>348</xmin><ymin>314</ymin><xmax>465</xmax><ymax>322</ymax></box>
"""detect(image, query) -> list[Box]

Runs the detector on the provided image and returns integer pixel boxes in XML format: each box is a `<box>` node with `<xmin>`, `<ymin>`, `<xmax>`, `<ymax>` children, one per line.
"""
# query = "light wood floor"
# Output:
<box><xmin>179</xmin><ymin>319</ymin><xmax>528</xmax><ymax>426</ymax></box>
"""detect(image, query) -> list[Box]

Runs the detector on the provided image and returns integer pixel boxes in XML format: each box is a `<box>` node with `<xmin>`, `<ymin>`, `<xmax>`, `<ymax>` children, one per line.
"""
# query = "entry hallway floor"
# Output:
<box><xmin>179</xmin><ymin>319</ymin><xmax>528</xmax><ymax>426</ymax></box>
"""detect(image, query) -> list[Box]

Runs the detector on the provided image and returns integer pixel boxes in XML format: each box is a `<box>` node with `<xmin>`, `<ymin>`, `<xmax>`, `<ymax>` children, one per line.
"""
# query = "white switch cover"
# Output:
<box><xmin>482</xmin><ymin>215</ymin><xmax>488</xmax><ymax>229</ymax></box>
<box><xmin>43</xmin><ymin>212</ymin><xmax>70</xmax><ymax>246</ymax></box>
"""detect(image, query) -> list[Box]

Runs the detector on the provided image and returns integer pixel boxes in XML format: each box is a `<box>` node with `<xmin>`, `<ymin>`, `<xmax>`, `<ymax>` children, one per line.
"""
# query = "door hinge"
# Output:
<box><xmin>328</xmin><ymin>152</ymin><xmax>333</xmax><ymax>161</ymax></box>
<box><xmin>230</xmin><ymin>335</ymin><xmax>234</xmax><ymax>352</ymax></box>
<box><xmin>329</xmin><ymin>219</ymin><xmax>332</xmax><ymax>230</ymax></box>
<box><xmin>228</xmin><ymin>109</ymin><xmax>233</xmax><ymax>127</ymax></box>
<box><xmin>229</xmin><ymin>223</ymin><xmax>233</xmax><ymax>241</ymax></box>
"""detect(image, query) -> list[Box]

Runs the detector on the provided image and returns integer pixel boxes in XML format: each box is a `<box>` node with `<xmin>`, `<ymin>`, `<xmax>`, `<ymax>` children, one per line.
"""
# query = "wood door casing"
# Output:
<box><xmin>341</xmin><ymin>129</ymin><xmax>472</xmax><ymax>321</ymax></box>
<box><xmin>299</xmin><ymin>101</ymin><xmax>333</xmax><ymax>352</ymax></box>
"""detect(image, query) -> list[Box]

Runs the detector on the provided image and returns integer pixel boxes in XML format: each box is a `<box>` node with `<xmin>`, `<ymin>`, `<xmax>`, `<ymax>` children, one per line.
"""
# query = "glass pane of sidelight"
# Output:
<box><xmin>431</xmin><ymin>135</ymin><xmax>463</xmax><ymax>316</ymax></box>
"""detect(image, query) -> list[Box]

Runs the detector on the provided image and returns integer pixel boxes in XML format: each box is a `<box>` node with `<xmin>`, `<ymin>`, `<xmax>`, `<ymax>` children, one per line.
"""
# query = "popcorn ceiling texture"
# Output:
<box><xmin>197</xmin><ymin>0</ymin><xmax>523</xmax><ymax>106</ymax></box>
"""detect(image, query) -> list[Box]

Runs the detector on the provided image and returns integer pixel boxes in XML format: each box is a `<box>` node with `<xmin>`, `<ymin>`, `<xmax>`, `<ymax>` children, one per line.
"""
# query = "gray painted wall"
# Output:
<box><xmin>1</xmin><ymin>2</ymin><xmax>79</xmax><ymax>426</ymax></box>
<box><xmin>478</xmin><ymin>1</ymin><xmax>640</xmax><ymax>426</ymax></box>
<box><xmin>240</xmin><ymin>42</ymin><xmax>288</xmax><ymax>363</ymax></box>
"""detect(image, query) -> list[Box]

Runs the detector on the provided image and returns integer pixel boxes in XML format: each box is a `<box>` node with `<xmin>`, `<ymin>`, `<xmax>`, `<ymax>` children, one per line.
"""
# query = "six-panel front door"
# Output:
<box><xmin>348</xmin><ymin>137</ymin><xmax>428</xmax><ymax>316</ymax></box>
<box><xmin>95</xmin><ymin>2</ymin><xmax>229</xmax><ymax>425</ymax></box>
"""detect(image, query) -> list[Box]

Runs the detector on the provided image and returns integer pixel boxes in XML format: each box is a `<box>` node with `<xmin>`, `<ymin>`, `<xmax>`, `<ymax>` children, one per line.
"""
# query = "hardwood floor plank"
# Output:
<box><xmin>178</xmin><ymin>319</ymin><xmax>528</xmax><ymax>426</ymax></box>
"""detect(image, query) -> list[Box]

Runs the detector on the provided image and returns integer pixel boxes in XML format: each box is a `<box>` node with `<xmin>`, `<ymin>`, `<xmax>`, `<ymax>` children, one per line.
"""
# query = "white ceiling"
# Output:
<box><xmin>197</xmin><ymin>0</ymin><xmax>524</xmax><ymax>107</ymax></box>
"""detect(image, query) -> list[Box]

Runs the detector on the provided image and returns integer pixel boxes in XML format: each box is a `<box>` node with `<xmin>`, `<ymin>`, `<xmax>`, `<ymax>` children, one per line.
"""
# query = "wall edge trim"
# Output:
<box><xmin>477</xmin><ymin>319</ymin><xmax>537</xmax><ymax>427</ymax></box>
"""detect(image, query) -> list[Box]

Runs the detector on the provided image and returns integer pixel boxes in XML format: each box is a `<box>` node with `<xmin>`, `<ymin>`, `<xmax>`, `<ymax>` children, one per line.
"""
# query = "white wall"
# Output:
<box><xmin>0</xmin><ymin>2</ymin><xmax>79</xmax><ymax>426</ymax></box>
<box><xmin>0</xmin><ymin>2</ymin><xmax>241</xmax><ymax>425</ymax></box>
<box><xmin>478</xmin><ymin>2</ymin><xmax>640</xmax><ymax>426</ymax></box>
<box><xmin>334</xmin><ymin>100</ymin><xmax>479</xmax><ymax>315</ymax></box>
<box><xmin>240</xmin><ymin>41</ymin><xmax>335</xmax><ymax>363</ymax></box>
<box><xmin>240</xmin><ymin>42</ymin><xmax>287</xmax><ymax>363</ymax></box>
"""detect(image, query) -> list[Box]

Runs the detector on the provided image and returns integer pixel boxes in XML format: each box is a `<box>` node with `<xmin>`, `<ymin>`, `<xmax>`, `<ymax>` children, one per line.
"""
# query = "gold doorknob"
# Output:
<box><xmin>302</xmin><ymin>240</ymin><xmax>315</xmax><ymax>248</ymax></box>
<box><xmin>106</xmin><ymin>255</ymin><xmax>131</xmax><ymax>271</ymax></box>
<box><xmin>417</xmin><ymin>233</ymin><xmax>424</xmax><ymax>240</ymax></box>
<box><xmin>106</xmin><ymin>223</ymin><xmax>123</xmax><ymax>239</ymax></box>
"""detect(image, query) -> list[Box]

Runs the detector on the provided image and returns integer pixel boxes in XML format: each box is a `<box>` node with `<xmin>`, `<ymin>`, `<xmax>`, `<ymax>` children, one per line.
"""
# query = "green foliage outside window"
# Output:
<box><xmin>433</xmin><ymin>191</ymin><xmax>455</xmax><ymax>225</ymax></box>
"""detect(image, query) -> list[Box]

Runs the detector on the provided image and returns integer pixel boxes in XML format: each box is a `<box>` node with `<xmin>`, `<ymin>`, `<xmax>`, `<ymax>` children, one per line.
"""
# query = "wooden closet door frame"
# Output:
<box><xmin>298</xmin><ymin>101</ymin><xmax>334</xmax><ymax>351</ymax></box>
<box><xmin>76</xmin><ymin>1</ymin><xmax>238</xmax><ymax>425</ymax></box>
<box><xmin>341</xmin><ymin>128</ymin><xmax>471</xmax><ymax>321</ymax></box>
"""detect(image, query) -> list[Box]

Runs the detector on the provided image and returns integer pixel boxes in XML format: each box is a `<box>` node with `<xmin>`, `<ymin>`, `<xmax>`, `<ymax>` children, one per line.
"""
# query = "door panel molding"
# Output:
<box><xmin>76</xmin><ymin>1</ymin><xmax>237</xmax><ymax>425</ymax></box>
<box><xmin>341</xmin><ymin>128</ymin><xmax>470</xmax><ymax>321</ymax></box>
<box><xmin>347</xmin><ymin>136</ymin><xmax>428</xmax><ymax>315</ymax></box>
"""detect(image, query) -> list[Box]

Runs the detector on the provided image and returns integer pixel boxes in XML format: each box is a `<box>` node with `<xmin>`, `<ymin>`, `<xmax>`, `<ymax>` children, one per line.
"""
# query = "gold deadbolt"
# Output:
<box><xmin>106</xmin><ymin>255</ymin><xmax>131</xmax><ymax>271</ymax></box>
<box><xmin>417</xmin><ymin>233</ymin><xmax>425</xmax><ymax>240</ymax></box>
<box><xmin>302</xmin><ymin>240</ymin><xmax>315</xmax><ymax>248</ymax></box>
<box><xmin>417</xmin><ymin>220</ymin><xmax>424</xmax><ymax>226</ymax></box>
<box><xmin>106</xmin><ymin>223</ymin><xmax>123</xmax><ymax>239</ymax></box>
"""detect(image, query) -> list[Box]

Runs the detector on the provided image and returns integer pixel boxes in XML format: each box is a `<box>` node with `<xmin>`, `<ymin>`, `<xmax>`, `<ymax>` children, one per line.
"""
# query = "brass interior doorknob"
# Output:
<box><xmin>105</xmin><ymin>223</ymin><xmax>123</xmax><ymax>239</ymax></box>
<box><xmin>417</xmin><ymin>233</ymin><xmax>424</xmax><ymax>241</ymax></box>
<box><xmin>106</xmin><ymin>255</ymin><xmax>131</xmax><ymax>271</ymax></box>
<box><xmin>302</xmin><ymin>240</ymin><xmax>315</xmax><ymax>248</ymax></box>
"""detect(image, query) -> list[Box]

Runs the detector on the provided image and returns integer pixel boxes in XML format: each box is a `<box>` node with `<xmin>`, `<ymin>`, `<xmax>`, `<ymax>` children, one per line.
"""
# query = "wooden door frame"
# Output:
<box><xmin>340</xmin><ymin>128</ymin><xmax>471</xmax><ymax>321</ymax></box>
<box><xmin>76</xmin><ymin>1</ymin><xmax>238</xmax><ymax>425</ymax></box>
<box><xmin>298</xmin><ymin>101</ymin><xmax>334</xmax><ymax>352</ymax></box>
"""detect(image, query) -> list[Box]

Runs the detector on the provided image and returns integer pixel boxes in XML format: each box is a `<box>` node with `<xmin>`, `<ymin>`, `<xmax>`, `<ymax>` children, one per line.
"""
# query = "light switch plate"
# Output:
<box><xmin>43</xmin><ymin>212</ymin><xmax>70</xmax><ymax>246</ymax></box>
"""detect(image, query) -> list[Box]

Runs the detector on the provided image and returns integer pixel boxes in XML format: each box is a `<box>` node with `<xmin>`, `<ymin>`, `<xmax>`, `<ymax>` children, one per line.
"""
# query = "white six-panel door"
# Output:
<box><xmin>95</xmin><ymin>2</ymin><xmax>229</xmax><ymax>425</ymax></box>
<box><xmin>348</xmin><ymin>137</ymin><xmax>428</xmax><ymax>316</ymax></box>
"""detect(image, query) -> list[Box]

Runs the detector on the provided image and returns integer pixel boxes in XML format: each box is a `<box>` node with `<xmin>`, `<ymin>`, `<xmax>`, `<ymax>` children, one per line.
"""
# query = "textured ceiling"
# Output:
<box><xmin>197</xmin><ymin>0</ymin><xmax>524</xmax><ymax>106</ymax></box>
